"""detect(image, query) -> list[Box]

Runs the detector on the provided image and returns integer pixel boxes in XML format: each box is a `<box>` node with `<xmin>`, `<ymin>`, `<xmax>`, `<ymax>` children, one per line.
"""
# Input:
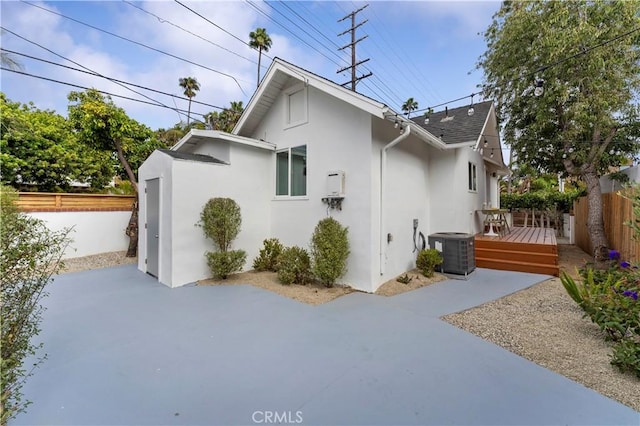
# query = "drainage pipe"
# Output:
<box><xmin>379</xmin><ymin>124</ymin><xmax>410</xmax><ymax>275</ymax></box>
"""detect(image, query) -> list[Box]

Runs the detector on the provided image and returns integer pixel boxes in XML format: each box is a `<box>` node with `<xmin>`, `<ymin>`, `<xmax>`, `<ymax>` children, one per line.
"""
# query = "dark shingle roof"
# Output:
<box><xmin>410</xmin><ymin>100</ymin><xmax>493</xmax><ymax>145</ymax></box>
<box><xmin>159</xmin><ymin>149</ymin><xmax>226</xmax><ymax>164</ymax></box>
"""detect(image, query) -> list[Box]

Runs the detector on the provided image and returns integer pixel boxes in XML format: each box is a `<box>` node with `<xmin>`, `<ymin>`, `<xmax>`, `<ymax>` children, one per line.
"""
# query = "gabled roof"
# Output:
<box><xmin>158</xmin><ymin>149</ymin><xmax>226</xmax><ymax>164</ymax></box>
<box><xmin>410</xmin><ymin>101</ymin><xmax>494</xmax><ymax>145</ymax></box>
<box><xmin>234</xmin><ymin>58</ymin><xmax>387</xmax><ymax>138</ymax></box>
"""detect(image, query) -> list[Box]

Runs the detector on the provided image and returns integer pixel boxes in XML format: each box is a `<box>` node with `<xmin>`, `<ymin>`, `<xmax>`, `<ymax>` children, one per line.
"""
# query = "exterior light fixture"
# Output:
<box><xmin>534</xmin><ymin>79</ymin><xmax>544</xmax><ymax>97</ymax></box>
<box><xmin>424</xmin><ymin>114</ymin><xmax>430</xmax><ymax>124</ymax></box>
<box><xmin>468</xmin><ymin>94</ymin><xmax>475</xmax><ymax>116</ymax></box>
<box><xmin>490</xmin><ymin>150</ymin><xmax>494</xmax><ymax>158</ymax></box>
<box><xmin>484</xmin><ymin>139</ymin><xmax>488</xmax><ymax>147</ymax></box>
<box><xmin>394</xmin><ymin>120</ymin><xmax>399</xmax><ymax>129</ymax></box>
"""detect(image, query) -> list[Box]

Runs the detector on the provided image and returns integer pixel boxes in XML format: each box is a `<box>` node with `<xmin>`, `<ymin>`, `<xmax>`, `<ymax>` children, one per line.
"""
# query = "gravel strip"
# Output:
<box><xmin>61</xmin><ymin>251</ymin><xmax>137</xmax><ymax>273</ymax></box>
<box><xmin>443</xmin><ymin>245</ymin><xmax>640</xmax><ymax>412</ymax></box>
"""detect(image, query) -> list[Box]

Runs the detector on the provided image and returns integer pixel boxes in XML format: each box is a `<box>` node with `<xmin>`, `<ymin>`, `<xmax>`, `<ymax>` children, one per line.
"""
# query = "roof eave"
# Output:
<box><xmin>172</xmin><ymin>129</ymin><xmax>276</xmax><ymax>152</ymax></box>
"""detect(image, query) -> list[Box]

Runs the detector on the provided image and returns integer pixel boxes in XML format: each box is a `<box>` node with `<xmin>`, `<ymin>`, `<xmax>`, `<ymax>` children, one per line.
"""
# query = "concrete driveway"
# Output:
<box><xmin>13</xmin><ymin>265</ymin><xmax>639</xmax><ymax>425</ymax></box>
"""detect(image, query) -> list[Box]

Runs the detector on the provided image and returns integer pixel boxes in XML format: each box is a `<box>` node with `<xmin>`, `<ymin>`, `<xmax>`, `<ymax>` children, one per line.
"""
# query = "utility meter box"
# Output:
<box><xmin>326</xmin><ymin>171</ymin><xmax>345</xmax><ymax>198</ymax></box>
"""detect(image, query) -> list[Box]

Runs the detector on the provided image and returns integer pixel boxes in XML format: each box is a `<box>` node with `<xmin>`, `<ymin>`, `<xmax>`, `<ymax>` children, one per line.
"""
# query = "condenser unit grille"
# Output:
<box><xmin>428</xmin><ymin>233</ymin><xmax>476</xmax><ymax>276</ymax></box>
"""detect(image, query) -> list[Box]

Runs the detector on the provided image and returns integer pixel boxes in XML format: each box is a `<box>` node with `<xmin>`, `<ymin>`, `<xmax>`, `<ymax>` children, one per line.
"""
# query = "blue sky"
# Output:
<box><xmin>1</xmin><ymin>1</ymin><xmax>501</xmax><ymax>131</ymax></box>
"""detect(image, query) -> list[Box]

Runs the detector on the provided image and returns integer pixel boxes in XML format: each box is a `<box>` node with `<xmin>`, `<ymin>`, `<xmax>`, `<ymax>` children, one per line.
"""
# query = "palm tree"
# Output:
<box><xmin>226</xmin><ymin>101</ymin><xmax>244</xmax><ymax>129</ymax></box>
<box><xmin>205</xmin><ymin>101</ymin><xmax>244</xmax><ymax>132</ymax></box>
<box><xmin>402</xmin><ymin>97</ymin><xmax>418</xmax><ymax>118</ymax></box>
<box><xmin>1</xmin><ymin>33</ymin><xmax>22</xmax><ymax>70</ymax></box>
<box><xmin>249</xmin><ymin>28</ymin><xmax>272</xmax><ymax>88</ymax></box>
<box><xmin>178</xmin><ymin>77</ymin><xmax>200</xmax><ymax>125</ymax></box>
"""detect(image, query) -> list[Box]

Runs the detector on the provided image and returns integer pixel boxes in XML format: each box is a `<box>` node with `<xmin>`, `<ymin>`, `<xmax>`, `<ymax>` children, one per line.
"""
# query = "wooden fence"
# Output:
<box><xmin>16</xmin><ymin>192</ymin><xmax>136</xmax><ymax>212</ymax></box>
<box><xmin>574</xmin><ymin>192</ymin><xmax>639</xmax><ymax>262</ymax></box>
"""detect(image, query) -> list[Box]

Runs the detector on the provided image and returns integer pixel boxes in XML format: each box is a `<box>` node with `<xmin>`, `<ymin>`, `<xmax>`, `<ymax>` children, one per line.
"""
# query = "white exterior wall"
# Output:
<box><xmin>138</xmin><ymin>146</ymin><xmax>272</xmax><ymax>288</ymax></box>
<box><xmin>138</xmin><ymin>151</ymin><xmax>174</xmax><ymax>285</ymax></box>
<box><xmin>372</xmin><ymin>119</ymin><xmax>431</xmax><ymax>290</ymax></box>
<box><xmin>250</xmin><ymin>81</ymin><xmax>375</xmax><ymax>292</ymax></box>
<box><xmin>28</xmin><ymin>211</ymin><xmax>130</xmax><ymax>259</ymax></box>
<box><xmin>428</xmin><ymin>146</ymin><xmax>492</xmax><ymax>235</ymax></box>
<box><xmin>172</xmin><ymin>143</ymin><xmax>272</xmax><ymax>287</ymax></box>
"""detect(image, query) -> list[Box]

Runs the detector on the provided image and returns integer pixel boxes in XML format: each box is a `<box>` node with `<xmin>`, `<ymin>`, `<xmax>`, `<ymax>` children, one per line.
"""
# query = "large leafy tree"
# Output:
<box><xmin>0</xmin><ymin>93</ymin><xmax>111</xmax><ymax>191</ymax></box>
<box><xmin>178</xmin><ymin>77</ymin><xmax>200</xmax><ymax>125</ymax></box>
<box><xmin>67</xmin><ymin>89</ymin><xmax>165</xmax><ymax>256</ymax></box>
<box><xmin>478</xmin><ymin>1</ymin><xmax>640</xmax><ymax>263</ymax></box>
<box><xmin>249</xmin><ymin>27</ymin><xmax>272</xmax><ymax>88</ymax></box>
<box><xmin>402</xmin><ymin>97</ymin><xmax>419</xmax><ymax>118</ymax></box>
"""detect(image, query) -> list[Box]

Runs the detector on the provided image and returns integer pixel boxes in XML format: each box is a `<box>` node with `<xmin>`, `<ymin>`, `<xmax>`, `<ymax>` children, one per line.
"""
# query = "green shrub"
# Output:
<box><xmin>1</xmin><ymin>185</ymin><xmax>71</xmax><ymax>423</ymax></box>
<box><xmin>560</xmin><ymin>271</ymin><xmax>586</xmax><ymax>307</ymax></box>
<box><xmin>198</xmin><ymin>198</ymin><xmax>242</xmax><ymax>252</ymax></box>
<box><xmin>500</xmin><ymin>190</ymin><xmax>581</xmax><ymax>213</ymax></box>
<box><xmin>206</xmin><ymin>250</ymin><xmax>247</xmax><ymax>279</ymax></box>
<box><xmin>611</xmin><ymin>338</ymin><xmax>640</xmax><ymax>378</ymax></box>
<box><xmin>310</xmin><ymin>217</ymin><xmax>350</xmax><ymax>287</ymax></box>
<box><xmin>277</xmin><ymin>246</ymin><xmax>311</xmax><ymax>285</ymax></box>
<box><xmin>252</xmin><ymin>238</ymin><xmax>284</xmax><ymax>272</ymax></box>
<box><xmin>568</xmin><ymin>266</ymin><xmax>640</xmax><ymax>341</ymax></box>
<box><xmin>197</xmin><ymin>198</ymin><xmax>245</xmax><ymax>279</ymax></box>
<box><xmin>416</xmin><ymin>249</ymin><xmax>443</xmax><ymax>277</ymax></box>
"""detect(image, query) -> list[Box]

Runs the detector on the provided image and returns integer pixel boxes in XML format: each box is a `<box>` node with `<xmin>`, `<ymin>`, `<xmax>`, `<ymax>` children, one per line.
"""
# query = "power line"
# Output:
<box><xmin>122</xmin><ymin>0</ymin><xmax>257</xmax><ymax>66</ymax></box>
<box><xmin>254</xmin><ymin>1</ymin><xmax>396</xmax><ymax>105</ymax></box>
<box><xmin>19</xmin><ymin>0</ymin><xmax>249</xmax><ymax>96</ymax></box>
<box><xmin>1</xmin><ymin>26</ymin><xmax>175</xmax><ymax>113</ymax></box>
<box><xmin>362</xmin><ymin>2</ymin><xmax>444</xmax><ymax>104</ymax></box>
<box><xmin>173</xmin><ymin>0</ymin><xmax>253</xmax><ymax>52</ymax></box>
<box><xmin>244</xmin><ymin>0</ymin><xmax>344</xmax><ymax>69</ymax></box>
<box><xmin>410</xmin><ymin>25</ymin><xmax>640</xmax><ymax>116</ymax></box>
<box><xmin>1</xmin><ymin>48</ymin><xmax>225</xmax><ymax>111</ymax></box>
<box><xmin>1</xmin><ymin>67</ymin><xmax>209</xmax><ymax>119</ymax></box>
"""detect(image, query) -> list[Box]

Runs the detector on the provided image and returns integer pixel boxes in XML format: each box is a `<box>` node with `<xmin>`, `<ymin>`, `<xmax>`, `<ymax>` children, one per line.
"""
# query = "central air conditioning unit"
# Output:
<box><xmin>428</xmin><ymin>232</ymin><xmax>475</xmax><ymax>276</ymax></box>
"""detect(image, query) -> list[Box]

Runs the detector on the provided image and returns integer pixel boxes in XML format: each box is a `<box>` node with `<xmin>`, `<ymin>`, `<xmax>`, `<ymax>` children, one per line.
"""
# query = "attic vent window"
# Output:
<box><xmin>440</xmin><ymin>115</ymin><xmax>454</xmax><ymax>122</ymax></box>
<box><xmin>284</xmin><ymin>84</ymin><xmax>308</xmax><ymax>128</ymax></box>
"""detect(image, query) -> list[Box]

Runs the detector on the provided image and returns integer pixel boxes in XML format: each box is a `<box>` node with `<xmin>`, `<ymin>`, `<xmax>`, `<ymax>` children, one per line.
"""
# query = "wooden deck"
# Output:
<box><xmin>475</xmin><ymin>227</ymin><xmax>559</xmax><ymax>276</ymax></box>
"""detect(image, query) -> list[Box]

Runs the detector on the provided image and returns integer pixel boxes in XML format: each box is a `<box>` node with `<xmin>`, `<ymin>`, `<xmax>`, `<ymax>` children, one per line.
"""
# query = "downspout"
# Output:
<box><xmin>380</xmin><ymin>124</ymin><xmax>411</xmax><ymax>275</ymax></box>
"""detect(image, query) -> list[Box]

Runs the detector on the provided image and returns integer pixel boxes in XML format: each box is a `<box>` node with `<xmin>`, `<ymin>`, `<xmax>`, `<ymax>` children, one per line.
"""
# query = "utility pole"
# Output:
<box><xmin>337</xmin><ymin>4</ymin><xmax>372</xmax><ymax>91</ymax></box>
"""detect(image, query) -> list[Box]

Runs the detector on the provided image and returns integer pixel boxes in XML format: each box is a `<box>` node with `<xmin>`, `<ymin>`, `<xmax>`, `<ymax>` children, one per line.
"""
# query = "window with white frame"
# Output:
<box><xmin>468</xmin><ymin>162</ymin><xmax>477</xmax><ymax>192</ymax></box>
<box><xmin>276</xmin><ymin>145</ymin><xmax>307</xmax><ymax>197</ymax></box>
<box><xmin>285</xmin><ymin>85</ymin><xmax>307</xmax><ymax>127</ymax></box>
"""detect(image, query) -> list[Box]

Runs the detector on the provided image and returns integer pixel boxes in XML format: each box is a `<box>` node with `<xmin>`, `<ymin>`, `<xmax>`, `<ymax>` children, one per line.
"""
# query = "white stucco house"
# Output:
<box><xmin>138</xmin><ymin>58</ymin><xmax>508</xmax><ymax>293</ymax></box>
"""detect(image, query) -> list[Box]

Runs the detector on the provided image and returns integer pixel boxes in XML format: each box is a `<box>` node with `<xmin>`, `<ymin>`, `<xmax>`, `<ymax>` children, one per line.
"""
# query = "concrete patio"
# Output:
<box><xmin>13</xmin><ymin>265</ymin><xmax>640</xmax><ymax>425</ymax></box>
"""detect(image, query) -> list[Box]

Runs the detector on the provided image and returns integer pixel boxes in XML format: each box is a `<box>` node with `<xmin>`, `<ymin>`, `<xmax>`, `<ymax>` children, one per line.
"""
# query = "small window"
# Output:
<box><xmin>285</xmin><ymin>86</ymin><xmax>308</xmax><ymax>127</ymax></box>
<box><xmin>468</xmin><ymin>162</ymin><xmax>477</xmax><ymax>192</ymax></box>
<box><xmin>276</xmin><ymin>145</ymin><xmax>307</xmax><ymax>197</ymax></box>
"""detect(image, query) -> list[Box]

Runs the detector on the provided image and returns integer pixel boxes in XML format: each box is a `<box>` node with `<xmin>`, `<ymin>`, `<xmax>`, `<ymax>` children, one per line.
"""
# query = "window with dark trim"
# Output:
<box><xmin>276</xmin><ymin>145</ymin><xmax>307</xmax><ymax>197</ymax></box>
<box><xmin>468</xmin><ymin>162</ymin><xmax>477</xmax><ymax>192</ymax></box>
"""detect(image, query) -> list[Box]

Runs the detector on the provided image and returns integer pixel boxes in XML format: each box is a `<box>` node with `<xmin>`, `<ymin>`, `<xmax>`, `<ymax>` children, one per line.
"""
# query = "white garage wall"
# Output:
<box><xmin>29</xmin><ymin>211</ymin><xmax>130</xmax><ymax>259</ymax></box>
<box><xmin>169</xmin><ymin>143</ymin><xmax>272</xmax><ymax>287</ymax></box>
<box><xmin>138</xmin><ymin>150</ymin><xmax>174</xmax><ymax>285</ymax></box>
